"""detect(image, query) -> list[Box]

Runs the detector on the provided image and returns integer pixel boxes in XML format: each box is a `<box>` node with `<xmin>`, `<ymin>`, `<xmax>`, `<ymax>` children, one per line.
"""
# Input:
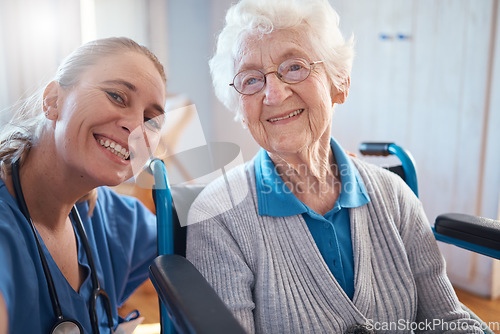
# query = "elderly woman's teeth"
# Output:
<box><xmin>269</xmin><ymin>109</ymin><xmax>304</xmax><ymax>122</ymax></box>
<box><xmin>99</xmin><ymin>139</ymin><xmax>130</xmax><ymax>160</ymax></box>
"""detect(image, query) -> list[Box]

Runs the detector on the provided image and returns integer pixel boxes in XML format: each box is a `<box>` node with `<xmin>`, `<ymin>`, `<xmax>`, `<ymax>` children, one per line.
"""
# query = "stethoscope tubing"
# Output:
<box><xmin>11</xmin><ymin>159</ymin><xmax>65</xmax><ymax>321</ymax></box>
<box><xmin>10</xmin><ymin>160</ymin><xmax>114</xmax><ymax>333</ymax></box>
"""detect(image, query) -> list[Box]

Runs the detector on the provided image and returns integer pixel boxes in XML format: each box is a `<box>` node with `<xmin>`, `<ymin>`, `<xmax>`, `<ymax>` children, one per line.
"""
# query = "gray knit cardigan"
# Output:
<box><xmin>186</xmin><ymin>157</ymin><xmax>482</xmax><ymax>333</ymax></box>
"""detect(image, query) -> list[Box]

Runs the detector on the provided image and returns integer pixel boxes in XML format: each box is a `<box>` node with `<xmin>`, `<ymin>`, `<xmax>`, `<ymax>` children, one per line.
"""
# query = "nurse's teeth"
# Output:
<box><xmin>98</xmin><ymin>139</ymin><xmax>129</xmax><ymax>160</ymax></box>
<box><xmin>269</xmin><ymin>109</ymin><xmax>304</xmax><ymax>122</ymax></box>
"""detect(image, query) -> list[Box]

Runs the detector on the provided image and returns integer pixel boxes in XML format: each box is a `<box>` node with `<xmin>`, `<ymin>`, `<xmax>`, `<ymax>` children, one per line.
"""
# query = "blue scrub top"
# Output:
<box><xmin>254</xmin><ymin>138</ymin><xmax>370</xmax><ymax>299</ymax></box>
<box><xmin>0</xmin><ymin>181</ymin><xmax>157</xmax><ymax>334</ymax></box>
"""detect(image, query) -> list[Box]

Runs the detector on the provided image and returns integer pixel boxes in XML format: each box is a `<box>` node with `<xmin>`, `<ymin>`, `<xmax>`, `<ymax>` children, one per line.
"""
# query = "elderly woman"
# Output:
<box><xmin>0</xmin><ymin>37</ymin><xmax>166</xmax><ymax>333</ymax></box>
<box><xmin>186</xmin><ymin>0</ymin><xmax>482</xmax><ymax>333</ymax></box>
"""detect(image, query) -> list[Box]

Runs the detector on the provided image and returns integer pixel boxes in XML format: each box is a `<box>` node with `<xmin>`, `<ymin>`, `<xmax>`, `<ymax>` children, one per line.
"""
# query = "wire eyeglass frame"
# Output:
<box><xmin>229</xmin><ymin>58</ymin><xmax>324</xmax><ymax>95</ymax></box>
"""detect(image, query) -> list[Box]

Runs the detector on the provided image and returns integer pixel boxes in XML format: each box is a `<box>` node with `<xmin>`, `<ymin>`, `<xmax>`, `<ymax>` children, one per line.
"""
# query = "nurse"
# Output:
<box><xmin>0</xmin><ymin>37</ymin><xmax>166</xmax><ymax>333</ymax></box>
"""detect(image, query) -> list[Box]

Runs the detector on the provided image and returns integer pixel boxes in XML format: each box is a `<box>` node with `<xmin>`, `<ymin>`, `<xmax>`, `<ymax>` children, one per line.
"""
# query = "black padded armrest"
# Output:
<box><xmin>149</xmin><ymin>255</ymin><xmax>247</xmax><ymax>334</ymax></box>
<box><xmin>359</xmin><ymin>142</ymin><xmax>394</xmax><ymax>156</ymax></box>
<box><xmin>435</xmin><ymin>213</ymin><xmax>500</xmax><ymax>251</ymax></box>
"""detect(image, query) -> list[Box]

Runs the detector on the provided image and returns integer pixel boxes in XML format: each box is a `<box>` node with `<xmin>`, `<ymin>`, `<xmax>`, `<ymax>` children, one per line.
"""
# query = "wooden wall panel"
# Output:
<box><xmin>481</xmin><ymin>0</ymin><xmax>500</xmax><ymax>298</ymax></box>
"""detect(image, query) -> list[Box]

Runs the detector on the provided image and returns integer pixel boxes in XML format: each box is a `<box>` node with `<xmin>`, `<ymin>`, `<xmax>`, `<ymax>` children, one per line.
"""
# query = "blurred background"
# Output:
<box><xmin>0</xmin><ymin>0</ymin><xmax>498</xmax><ymax>323</ymax></box>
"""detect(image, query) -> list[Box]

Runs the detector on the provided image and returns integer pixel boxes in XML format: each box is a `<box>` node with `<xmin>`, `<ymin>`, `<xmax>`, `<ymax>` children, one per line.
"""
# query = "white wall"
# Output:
<box><xmin>0</xmin><ymin>17</ymin><xmax>9</xmax><ymax>125</ymax></box>
<box><xmin>166</xmin><ymin>0</ymin><xmax>214</xmax><ymax>142</ymax></box>
<box><xmin>329</xmin><ymin>0</ymin><xmax>500</xmax><ymax>297</ymax></box>
<box><xmin>165</xmin><ymin>0</ymin><xmax>261</xmax><ymax>163</ymax></box>
<box><xmin>0</xmin><ymin>0</ymin><xmax>82</xmax><ymax>123</ymax></box>
<box><xmin>91</xmin><ymin>0</ymin><xmax>168</xmax><ymax>66</ymax></box>
<box><xmin>483</xmin><ymin>0</ymin><xmax>500</xmax><ymax>297</ymax></box>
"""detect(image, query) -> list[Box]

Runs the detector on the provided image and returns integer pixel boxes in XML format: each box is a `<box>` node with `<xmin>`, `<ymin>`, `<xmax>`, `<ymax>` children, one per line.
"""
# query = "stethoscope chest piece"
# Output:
<box><xmin>51</xmin><ymin>318</ymin><xmax>83</xmax><ymax>334</ymax></box>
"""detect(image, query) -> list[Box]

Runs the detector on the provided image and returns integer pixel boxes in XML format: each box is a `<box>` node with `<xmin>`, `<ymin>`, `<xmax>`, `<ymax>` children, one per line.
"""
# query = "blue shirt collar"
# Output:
<box><xmin>255</xmin><ymin>138</ymin><xmax>370</xmax><ymax>217</ymax></box>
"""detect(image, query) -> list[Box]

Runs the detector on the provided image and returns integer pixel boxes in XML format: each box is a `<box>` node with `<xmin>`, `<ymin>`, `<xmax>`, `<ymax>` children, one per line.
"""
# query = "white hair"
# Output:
<box><xmin>209</xmin><ymin>0</ymin><xmax>354</xmax><ymax>121</ymax></box>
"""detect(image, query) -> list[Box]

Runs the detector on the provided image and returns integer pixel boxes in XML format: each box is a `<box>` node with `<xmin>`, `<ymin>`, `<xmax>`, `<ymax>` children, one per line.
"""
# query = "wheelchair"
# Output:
<box><xmin>147</xmin><ymin>142</ymin><xmax>499</xmax><ymax>334</ymax></box>
<box><xmin>148</xmin><ymin>143</ymin><xmax>246</xmax><ymax>334</ymax></box>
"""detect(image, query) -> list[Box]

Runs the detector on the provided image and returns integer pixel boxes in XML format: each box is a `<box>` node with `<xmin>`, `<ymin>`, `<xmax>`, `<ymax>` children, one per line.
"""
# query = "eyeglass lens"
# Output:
<box><xmin>232</xmin><ymin>58</ymin><xmax>314</xmax><ymax>95</ymax></box>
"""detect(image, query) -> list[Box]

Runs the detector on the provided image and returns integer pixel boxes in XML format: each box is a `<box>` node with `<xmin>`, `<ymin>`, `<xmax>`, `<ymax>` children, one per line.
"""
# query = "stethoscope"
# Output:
<box><xmin>11</xmin><ymin>160</ymin><xmax>114</xmax><ymax>333</ymax></box>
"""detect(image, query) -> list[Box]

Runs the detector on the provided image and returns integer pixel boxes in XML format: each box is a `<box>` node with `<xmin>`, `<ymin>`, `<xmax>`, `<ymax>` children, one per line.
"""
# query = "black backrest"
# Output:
<box><xmin>169</xmin><ymin>184</ymin><xmax>207</xmax><ymax>257</ymax></box>
<box><xmin>172</xmin><ymin>205</ymin><xmax>187</xmax><ymax>257</ymax></box>
<box><xmin>386</xmin><ymin>165</ymin><xmax>406</xmax><ymax>182</ymax></box>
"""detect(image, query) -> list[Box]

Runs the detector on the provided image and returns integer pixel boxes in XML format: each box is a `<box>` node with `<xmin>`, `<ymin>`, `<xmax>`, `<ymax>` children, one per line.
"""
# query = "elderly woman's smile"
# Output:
<box><xmin>267</xmin><ymin>108</ymin><xmax>304</xmax><ymax>123</ymax></box>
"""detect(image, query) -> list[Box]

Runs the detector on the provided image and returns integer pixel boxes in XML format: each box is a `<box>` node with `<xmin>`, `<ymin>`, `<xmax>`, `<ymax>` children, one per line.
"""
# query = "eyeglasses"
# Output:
<box><xmin>230</xmin><ymin>58</ymin><xmax>324</xmax><ymax>95</ymax></box>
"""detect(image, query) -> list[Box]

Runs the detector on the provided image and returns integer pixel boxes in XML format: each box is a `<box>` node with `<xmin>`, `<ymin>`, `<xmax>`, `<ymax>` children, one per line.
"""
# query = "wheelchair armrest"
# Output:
<box><xmin>434</xmin><ymin>213</ymin><xmax>500</xmax><ymax>256</ymax></box>
<box><xmin>149</xmin><ymin>255</ymin><xmax>247</xmax><ymax>334</ymax></box>
<box><xmin>358</xmin><ymin>142</ymin><xmax>394</xmax><ymax>156</ymax></box>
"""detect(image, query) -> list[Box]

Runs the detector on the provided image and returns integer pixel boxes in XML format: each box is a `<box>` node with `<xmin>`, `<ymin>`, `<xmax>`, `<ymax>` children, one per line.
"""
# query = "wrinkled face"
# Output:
<box><xmin>48</xmin><ymin>51</ymin><xmax>166</xmax><ymax>187</ymax></box>
<box><xmin>235</xmin><ymin>29</ymin><xmax>344</xmax><ymax>156</ymax></box>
